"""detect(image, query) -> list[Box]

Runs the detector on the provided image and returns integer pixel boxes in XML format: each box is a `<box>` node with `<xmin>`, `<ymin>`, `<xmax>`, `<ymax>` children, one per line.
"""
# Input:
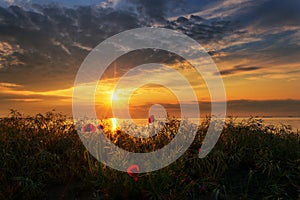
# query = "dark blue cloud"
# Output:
<box><xmin>31</xmin><ymin>0</ymin><xmax>103</xmax><ymax>6</ymax></box>
<box><xmin>236</xmin><ymin>0</ymin><xmax>300</xmax><ymax>28</ymax></box>
<box><xmin>217</xmin><ymin>65</ymin><xmax>262</xmax><ymax>76</ymax></box>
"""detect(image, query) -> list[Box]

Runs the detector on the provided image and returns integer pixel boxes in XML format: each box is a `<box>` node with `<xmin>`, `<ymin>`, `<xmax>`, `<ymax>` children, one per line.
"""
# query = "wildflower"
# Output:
<box><xmin>82</xmin><ymin>123</ymin><xmax>96</xmax><ymax>133</ymax></box>
<box><xmin>198</xmin><ymin>148</ymin><xmax>201</xmax><ymax>153</ymax></box>
<box><xmin>127</xmin><ymin>164</ymin><xmax>140</xmax><ymax>182</ymax></box>
<box><xmin>148</xmin><ymin>115</ymin><xmax>155</xmax><ymax>123</ymax></box>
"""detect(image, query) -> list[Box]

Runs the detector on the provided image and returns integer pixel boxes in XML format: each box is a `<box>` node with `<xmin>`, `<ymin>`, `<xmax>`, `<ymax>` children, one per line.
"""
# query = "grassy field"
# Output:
<box><xmin>0</xmin><ymin>110</ymin><xmax>299</xmax><ymax>199</ymax></box>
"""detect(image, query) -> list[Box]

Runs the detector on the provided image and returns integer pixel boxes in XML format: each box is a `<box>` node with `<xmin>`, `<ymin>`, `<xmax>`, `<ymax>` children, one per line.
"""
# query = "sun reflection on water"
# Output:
<box><xmin>110</xmin><ymin>118</ymin><xmax>117</xmax><ymax>131</ymax></box>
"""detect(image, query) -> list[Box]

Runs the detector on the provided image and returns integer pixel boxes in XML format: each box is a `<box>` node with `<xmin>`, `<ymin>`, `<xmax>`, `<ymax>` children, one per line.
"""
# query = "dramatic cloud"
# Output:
<box><xmin>0</xmin><ymin>41</ymin><xmax>24</xmax><ymax>69</ymax></box>
<box><xmin>0</xmin><ymin>0</ymin><xmax>299</xmax><ymax>116</ymax></box>
<box><xmin>126</xmin><ymin>0</ymin><xmax>167</xmax><ymax>23</ymax></box>
<box><xmin>218</xmin><ymin>65</ymin><xmax>262</xmax><ymax>76</ymax></box>
<box><xmin>164</xmin><ymin>15</ymin><xmax>235</xmax><ymax>45</ymax></box>
<box><xmin>0</xmin><ymin>4</ymin><xmax>141</xmax><ymax>91</ymax></box>
<box><xmin>0</xmin><ymin>3</ymin><xmax>236</xmax><ymax>91</ymax></box>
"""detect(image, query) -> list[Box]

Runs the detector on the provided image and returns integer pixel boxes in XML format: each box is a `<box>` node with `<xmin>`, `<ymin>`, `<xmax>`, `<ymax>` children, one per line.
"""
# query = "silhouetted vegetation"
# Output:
<box><xmin>0</xmin><ymin>110</ymin><xmax>299</xmax><ymax>199</ymax></box>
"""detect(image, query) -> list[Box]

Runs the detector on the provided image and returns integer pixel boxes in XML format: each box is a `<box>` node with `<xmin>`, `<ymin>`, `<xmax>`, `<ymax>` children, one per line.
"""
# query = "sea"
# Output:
<box><xmin>115</xmin><ymin>117</ymin><xmax>300</xmax><ymax>132</ymax></box>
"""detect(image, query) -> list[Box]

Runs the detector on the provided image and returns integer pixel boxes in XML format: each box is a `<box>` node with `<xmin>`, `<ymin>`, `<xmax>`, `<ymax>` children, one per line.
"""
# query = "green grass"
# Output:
<box><xmin>0</xmin><ymin>110</ymin><xmax>299</xmax><ymax>199</ymax></box>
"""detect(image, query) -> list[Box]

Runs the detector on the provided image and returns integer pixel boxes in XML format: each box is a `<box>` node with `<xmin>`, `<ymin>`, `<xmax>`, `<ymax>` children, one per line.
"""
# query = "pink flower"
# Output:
<box><xmin>82</xmin><ymin>123</ymin><xmax>96</xmax><ymax>133</ymax></box>
<box><xmin>127</xmin><ymin>164</ymin><xmax>140</xmax><ymax>182</ymax></box>
<box><xmin>148</xmin><ymin>115</ymin><xmax>155</xmax><ymax>123</ymax></box>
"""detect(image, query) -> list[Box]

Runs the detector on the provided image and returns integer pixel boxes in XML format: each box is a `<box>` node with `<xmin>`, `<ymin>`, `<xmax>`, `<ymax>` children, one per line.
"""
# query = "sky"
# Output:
<box><xmin>0</xmin><ymin>0</ymin><xmax>300</xmax><ymax>118</ymax></box>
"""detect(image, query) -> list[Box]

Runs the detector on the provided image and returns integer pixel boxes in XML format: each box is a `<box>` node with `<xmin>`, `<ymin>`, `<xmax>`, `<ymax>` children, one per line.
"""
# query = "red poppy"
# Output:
<box><xmin>97</xmin><ymin>124</ymin><xmax>104</xmax><ymax>130</ymax></box>
<box><xmin>148</xmin><ymin>115</ymin><xmax>155</xmax><ymax>123</ymax></box>
<box><xmin>82</xmin><ymin>123</ymin><xmax>96</xmax><ymax>133</ymax></box>
<box><xmin>127</xmin><ymin>164</ymin><xmax>140</xmax><ymax>182</ymax></box>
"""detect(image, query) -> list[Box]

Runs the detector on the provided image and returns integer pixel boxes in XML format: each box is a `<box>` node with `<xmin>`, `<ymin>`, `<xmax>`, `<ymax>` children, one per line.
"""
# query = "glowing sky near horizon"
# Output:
<box><xmin>0</xmin><ymin>0</ymin><xmax>299</xmax><ymax>117</ymax></box>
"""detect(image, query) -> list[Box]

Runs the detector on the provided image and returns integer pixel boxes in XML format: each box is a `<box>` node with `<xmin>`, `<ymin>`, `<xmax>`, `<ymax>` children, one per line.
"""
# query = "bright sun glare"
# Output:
<box><xmin>111</xmin><ymin>92</ymin><xmax>118</xmax><ymax>101</ymax></box>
